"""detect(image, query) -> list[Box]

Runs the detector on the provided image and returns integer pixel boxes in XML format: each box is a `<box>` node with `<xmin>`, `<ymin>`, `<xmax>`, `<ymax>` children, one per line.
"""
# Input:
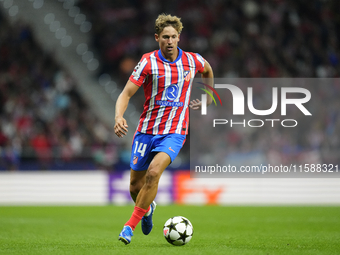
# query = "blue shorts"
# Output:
<box><xmin>130</xmin><ymin>131</ymin><xmax>186</xmax><ymax>171</ymax></box>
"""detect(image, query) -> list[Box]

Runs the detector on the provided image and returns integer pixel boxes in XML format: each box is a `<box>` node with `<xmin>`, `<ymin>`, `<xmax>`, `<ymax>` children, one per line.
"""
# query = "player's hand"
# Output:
<box><xmin>114</xmin><ymin>117</ymin><xmax>128</xmax><ymax>138</ymax></box>
<box><xmin>189</xmin><ymin>99</ymin><xmax>202</xmax><ymax>110</ymax></box>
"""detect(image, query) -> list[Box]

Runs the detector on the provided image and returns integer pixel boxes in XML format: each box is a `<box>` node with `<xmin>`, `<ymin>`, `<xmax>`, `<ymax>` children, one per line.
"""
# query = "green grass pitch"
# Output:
<box><xmin>0</xmin><ymin>205</ymin><xmax>339</xmax><ymax>255</ymax></box>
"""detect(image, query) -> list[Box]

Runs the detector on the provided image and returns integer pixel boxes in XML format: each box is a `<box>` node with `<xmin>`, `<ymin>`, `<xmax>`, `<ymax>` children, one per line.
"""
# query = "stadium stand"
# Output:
<box><xmin>0</xmin><ymin>10</ymin><xmax>120</xmax><ymax>170</ymax></box>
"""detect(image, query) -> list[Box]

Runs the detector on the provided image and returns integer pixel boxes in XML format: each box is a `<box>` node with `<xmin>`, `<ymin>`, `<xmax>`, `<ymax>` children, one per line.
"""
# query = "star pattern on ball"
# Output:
<box><xmin>166</xmin><ymin>222</ymin><xmax>177</xmax><ymax>233</ymax></box>
<box><xmin>181</xmin><ymin>218</ymin><xmax>190</xmax><ymax>226</ymax></box>
<box><xmin>177</xmin><ymin>229</ymin><xmax>189</xmax><ymax>243</ymax></box>
<box><xmin>165</xmin><ymin>235</ymin><xmax>174</xmax><ymax>244</ymax></box>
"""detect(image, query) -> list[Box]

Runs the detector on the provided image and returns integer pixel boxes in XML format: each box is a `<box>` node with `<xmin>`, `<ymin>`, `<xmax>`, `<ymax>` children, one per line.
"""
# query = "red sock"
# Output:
<box><xmin>125</xmin><ymin>206</ymin><xmax>148</xmax><ymax>231</ymax></box>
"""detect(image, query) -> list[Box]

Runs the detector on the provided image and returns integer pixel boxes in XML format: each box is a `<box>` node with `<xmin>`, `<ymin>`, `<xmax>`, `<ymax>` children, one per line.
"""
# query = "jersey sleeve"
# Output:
<box><xmin>194</xmin><ymin>53</ymin><xmax>205</xmax><ymax>73</ymax></box>
<box><xmin>129</xmin><ymin>56</ymin><xmax>149</xmax><ymax>87</ymax></box>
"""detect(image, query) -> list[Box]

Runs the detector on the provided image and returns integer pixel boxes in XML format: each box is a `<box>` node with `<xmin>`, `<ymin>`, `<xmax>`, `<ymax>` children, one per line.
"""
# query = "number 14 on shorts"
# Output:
<box><xmin>134</xmin><ymin>141</ymin><xmax>147</xmax><ymax>157</ymax></box>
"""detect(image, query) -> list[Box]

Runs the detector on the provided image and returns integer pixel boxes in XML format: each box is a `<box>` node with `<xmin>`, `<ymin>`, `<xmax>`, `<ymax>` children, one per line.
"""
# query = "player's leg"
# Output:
<box><xmin>137</xmin><ymin>134</ymin><xmax>185</xmax><ymax>236</ymax></box>
<box><xmin>129</xmin><ymin>168</ymin><xmax>146</xmax><ymax>203</ymax></box>
<box><xmin>137</xmin><ymin>153</ymin><xmax>171</xmax><ymax>235</ymax></box>
<box><xmin>118</xmin><ymin>168</ymin><xmax>146</xmax><ymax>244</ymax></box>
<box><xmin>129</xmin><ymin>168</ymin><xmax>157</xmax><ymax>235</ymax></box>
<box><xmin>135</xmin><ymin>152</ymin><xmax>170</xmax><ymax>209</ymax></box>
<box><xmin>119</xmin><ymin>152</ymin><xmax>170</xmax><ymax>244</ymax></box>
<box><xmin>118</xmin><ymin>169</ymin><xmax>147</xmax><ymax>245</ymax></box>
<box><xmin>124</xmin><ymin>153</ymin><xmax>170</xmax><ymax>231</ymax></box>
<box><xmin>119</xmin><ymin>133</ymin><xmax>185</xmax><ymax>244</ymax></box>
<box><xmin>119</xmin><ymin>132</ymin><xmax>156</xmax><ymax>244</ymax></box>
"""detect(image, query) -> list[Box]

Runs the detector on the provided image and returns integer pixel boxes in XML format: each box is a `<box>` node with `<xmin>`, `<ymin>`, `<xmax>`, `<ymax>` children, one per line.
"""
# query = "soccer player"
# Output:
<box><xmin>114</xmin><ymin>13</ymin><xmax>214</xmax><ymax>245</ymax></box>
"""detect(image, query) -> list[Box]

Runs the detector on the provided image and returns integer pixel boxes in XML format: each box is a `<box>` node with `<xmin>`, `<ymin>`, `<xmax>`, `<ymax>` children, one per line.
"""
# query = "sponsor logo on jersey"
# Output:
<box><xmin>156</xmin><ymin>101</ymin><xmax>183</xmax><ymax>107</ymax></box>
<box><xmin>166</xmin><ymin>84</ymin><xmax>179</xmax><ymax>101</ymax></box>
<box><xmin>132</xmin><ymin>62</ymin><xmax>141</xmax><ymax>79</ymax></box>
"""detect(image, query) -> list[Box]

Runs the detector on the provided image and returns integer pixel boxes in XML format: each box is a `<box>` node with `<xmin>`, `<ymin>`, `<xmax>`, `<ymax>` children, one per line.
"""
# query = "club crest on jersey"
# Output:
<box><xmin>133</xmin><ymin>155</ymin><xmax>138</xmax><ymax>165</ymax></box>
<box><xmin>184</xmin><ymin>70</ymin><xmax>192</xmax><ymax>81</ymax></box>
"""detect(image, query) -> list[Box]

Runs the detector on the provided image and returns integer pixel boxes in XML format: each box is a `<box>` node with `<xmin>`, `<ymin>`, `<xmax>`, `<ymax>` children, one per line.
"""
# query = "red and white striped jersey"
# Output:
<box><xmin>129</xmin><ymin>47</ymin><xmax>205</xmax><ymax>135</ymax></box>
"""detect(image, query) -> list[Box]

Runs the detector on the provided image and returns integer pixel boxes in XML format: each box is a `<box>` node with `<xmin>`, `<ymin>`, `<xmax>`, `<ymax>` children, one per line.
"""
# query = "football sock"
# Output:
<box><xmin>124</xmin><ymin>206</ymin><xmax>148</xmax><ymax>231</ymax></box>
<box><xmin>144</xmin><ymin>205</ymin><xmax>152</xmax><ymax>217</ymax></box>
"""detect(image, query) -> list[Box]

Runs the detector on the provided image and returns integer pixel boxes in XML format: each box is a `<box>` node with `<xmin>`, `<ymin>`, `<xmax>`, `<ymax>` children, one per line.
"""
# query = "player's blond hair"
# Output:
<box><xmin>155</xmin><ymin>14</ymin><xmax>183</xmax><ymax>35</ymax></box>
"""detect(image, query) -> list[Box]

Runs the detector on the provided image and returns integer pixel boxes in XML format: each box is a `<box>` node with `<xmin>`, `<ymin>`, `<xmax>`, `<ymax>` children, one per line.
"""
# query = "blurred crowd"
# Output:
<box><xmin>78</xmin><ymin>0</ymin><xmax>340</xmax><ymax>80</ymax></box>
<box><xmin>1</xmin><ymin>0</ymin><xmax>340</xmax><ymax>170</ymax></box>
<box><xmin>0</xmin><ymin>11</ymin><xmax>119</xmax><ymax>170</ymax></box>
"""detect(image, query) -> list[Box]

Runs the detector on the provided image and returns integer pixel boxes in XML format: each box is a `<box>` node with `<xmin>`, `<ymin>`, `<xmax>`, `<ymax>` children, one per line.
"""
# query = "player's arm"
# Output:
<box><xmin>114</xmin><ymin>80</ymin><xmax>140</xmax><ymax>138</ymax></box>
<box><xmin>190</xmin><ymin>60</ymin><xmax>214</xmax><ymax>110</ymax></box>
<box><xmin>201</xmin><ymin>60</ymin><xmax>214</xmax><ymax>106</ymax></box>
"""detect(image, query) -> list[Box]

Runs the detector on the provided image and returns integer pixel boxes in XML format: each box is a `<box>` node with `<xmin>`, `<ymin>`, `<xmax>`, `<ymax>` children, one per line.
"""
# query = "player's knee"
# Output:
<box><xmin>145</xmin><ymin>169</ymin><xmax>161</xmax><ymax>187</ymax></box>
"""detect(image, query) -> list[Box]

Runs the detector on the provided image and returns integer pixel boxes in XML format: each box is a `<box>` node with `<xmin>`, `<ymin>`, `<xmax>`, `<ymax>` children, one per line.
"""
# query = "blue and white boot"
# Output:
<box><xmin>141</xmin><ymin>201</ymin><xmax>157</xmax><ymax>235</ymax></box>
<box><xmin>118</xmin><ymin>225</ymin><xmax>133</xmax><ymax>245</ymax></box>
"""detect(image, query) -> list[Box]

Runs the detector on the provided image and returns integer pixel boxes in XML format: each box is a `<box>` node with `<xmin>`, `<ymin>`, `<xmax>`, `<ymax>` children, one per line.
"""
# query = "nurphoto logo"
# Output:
<box><xmin>199</xmin><ymin>83</ymin><xmax>312</xmax><ymax>128</ymax></box>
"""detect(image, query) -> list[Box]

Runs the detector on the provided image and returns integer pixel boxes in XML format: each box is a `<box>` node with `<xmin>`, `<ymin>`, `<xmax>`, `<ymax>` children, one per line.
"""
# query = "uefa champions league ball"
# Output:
<box><xmin>163</xmin><ymin>216</ymin><xmax>194</xmax><ymax>246</ymax></box>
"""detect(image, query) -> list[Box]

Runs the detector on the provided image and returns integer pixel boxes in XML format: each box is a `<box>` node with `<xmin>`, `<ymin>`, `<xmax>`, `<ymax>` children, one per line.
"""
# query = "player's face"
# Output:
<box><xmin>155</xmin><ymin>26</ymin><xmax>180</xmax><ymax>62</ymax></box>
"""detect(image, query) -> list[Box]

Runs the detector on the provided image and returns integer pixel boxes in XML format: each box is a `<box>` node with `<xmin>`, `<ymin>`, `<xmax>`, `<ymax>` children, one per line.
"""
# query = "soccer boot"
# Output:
<box><xmin>118</xmin><ymin>225</ymin><xmax>133</xmax><ymax>245</ymax></box>
<box><xmin>141</xmin><ymin>201</ymin><xmax>157</xmax><ymax>235</ymax></box>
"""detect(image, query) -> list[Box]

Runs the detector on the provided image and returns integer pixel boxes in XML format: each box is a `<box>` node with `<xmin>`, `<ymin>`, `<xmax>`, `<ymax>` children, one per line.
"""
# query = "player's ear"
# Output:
<box><xmin>178</xmin><ymin>33</ymin><xmax>180</xmax><ymax>41</ymax></box>
<box><xmin>155</xmin><ymin>33</ymin><xmax>159</xmax><ymax>42</ymax></box>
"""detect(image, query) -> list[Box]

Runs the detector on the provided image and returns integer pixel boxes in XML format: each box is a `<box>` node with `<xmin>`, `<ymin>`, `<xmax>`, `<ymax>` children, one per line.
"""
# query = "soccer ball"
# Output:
<box><xmin>163</xmin><ymin>216</ymin><xmax>194</xmax><ymax>246</ymax></box>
